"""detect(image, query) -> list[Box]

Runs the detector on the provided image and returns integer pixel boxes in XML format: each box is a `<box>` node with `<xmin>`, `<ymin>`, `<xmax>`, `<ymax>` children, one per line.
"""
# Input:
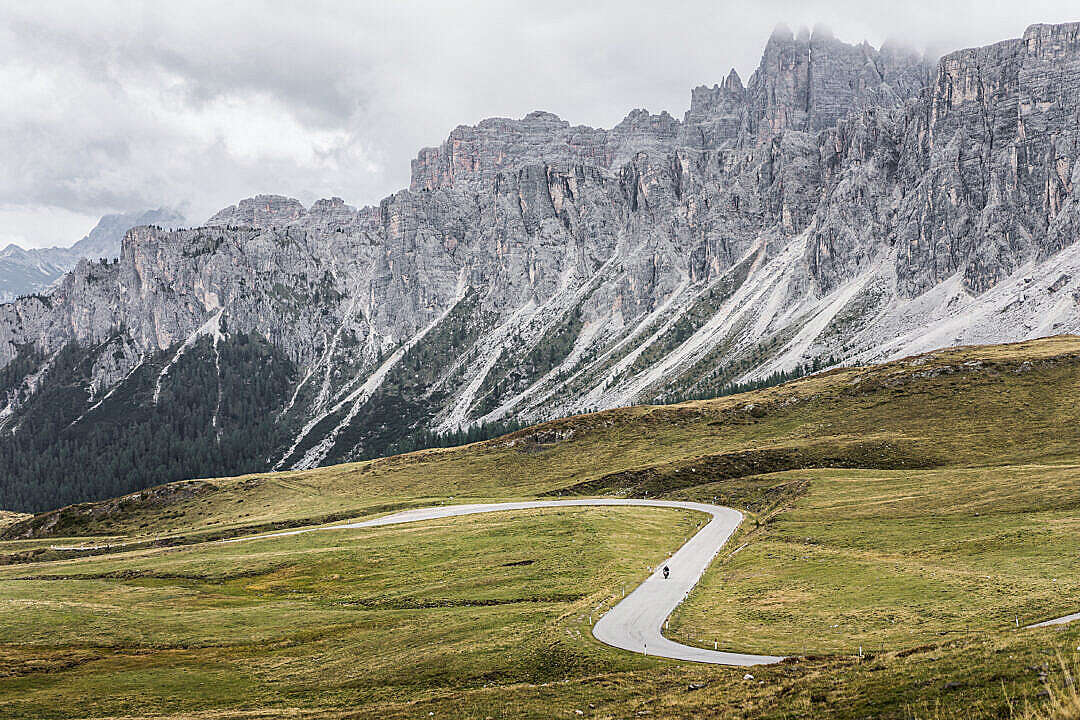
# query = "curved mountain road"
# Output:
<box><xmin>50</xmin><ymin>497</ymin><xmax>1078</xmax><ymax>660</ymax></box>
<box><xmin>1026</xmin><ymin>611</ymin><xmax>1080</xmax><ymax>629</ymax></box>
<box><xmin>226</xmin><ymin>498</ymin><xmax>784</xmax><ymax>665</ymax></box>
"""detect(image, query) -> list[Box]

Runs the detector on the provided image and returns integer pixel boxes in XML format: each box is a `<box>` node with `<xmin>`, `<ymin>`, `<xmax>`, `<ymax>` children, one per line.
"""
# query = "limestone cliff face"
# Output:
<box><xmin>0</xmin><ymin>209</ymin><xmax>184</xmax><ymax>303</ymax></box>
<box><xmin>887</xmin><ymin>23</ymin><xmax>1080</xmax><ymax>296</ymax></box>
<box><xmin>744</xmin><ymin>25</ymin><xmax>927</xmax><ymax>138</ymax></box>
<box><xmin>3</xmin><ymin>23</ymin><xmax>1080</xmax><ymax>482</ymax></box>
<box><xmin>205</xmin><ymin>194</ymin><xmax>307</xmax><ymax>228</ymax></box>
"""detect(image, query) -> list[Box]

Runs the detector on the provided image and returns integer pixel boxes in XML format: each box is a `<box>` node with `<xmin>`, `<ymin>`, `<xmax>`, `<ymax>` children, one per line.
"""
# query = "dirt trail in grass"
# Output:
<box><xmin>225</xmin><ymin>498</ymin><xmax>786</xmax><ymax>666</ymax></box>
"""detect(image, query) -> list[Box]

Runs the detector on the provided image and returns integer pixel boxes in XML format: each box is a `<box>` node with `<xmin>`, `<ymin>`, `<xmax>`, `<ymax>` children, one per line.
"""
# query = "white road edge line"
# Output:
<box><xmin>223</xmin><ymin>498</ymin><xmax>785</xmax><ymax>666</ymax></box>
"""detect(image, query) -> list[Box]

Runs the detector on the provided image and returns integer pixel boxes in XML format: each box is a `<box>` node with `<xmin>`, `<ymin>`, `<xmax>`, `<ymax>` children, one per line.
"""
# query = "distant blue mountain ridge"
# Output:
<box><xmin>0</xmin><ymin>209</ymin><xmax>185</xmax><ymax>302</ymax></box>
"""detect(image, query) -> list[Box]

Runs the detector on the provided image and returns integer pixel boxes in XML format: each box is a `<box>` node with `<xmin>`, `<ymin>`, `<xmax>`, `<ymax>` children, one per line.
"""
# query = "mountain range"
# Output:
<box><xmin>1</xmin><ymin>21</ymin><xmax>1079</xmax><ymax>511</ymax></box>
<box><xmin>0</xmin><ymin>209</ymin><xmax>185</xmax><ymax>302</ymax></box>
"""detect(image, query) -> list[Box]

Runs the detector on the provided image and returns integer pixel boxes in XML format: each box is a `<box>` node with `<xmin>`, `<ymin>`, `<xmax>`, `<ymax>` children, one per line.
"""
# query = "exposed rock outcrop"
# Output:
<box><xmin>0</xmin><ymin>209</ymin><xmax>184</xmax><ymax>302</ymax></box>
<box><xmin>2</xmin><ymin>22</ymin><xmax>1080</xmax><ymax>504</ymax></box>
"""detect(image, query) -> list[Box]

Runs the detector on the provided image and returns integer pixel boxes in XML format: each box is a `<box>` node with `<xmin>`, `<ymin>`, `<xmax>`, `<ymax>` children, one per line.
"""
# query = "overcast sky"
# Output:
<box><xmin>1</xmin><ymin>1</ymin><xmax>1077</xmax><ymax>248</ymax></box>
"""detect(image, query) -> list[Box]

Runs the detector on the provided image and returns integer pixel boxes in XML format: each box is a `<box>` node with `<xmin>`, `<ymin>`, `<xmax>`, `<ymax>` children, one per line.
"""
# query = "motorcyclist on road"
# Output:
<box><xmin>663</xmin><ymin>565</ymin><xmax>670</xmax><ymax>579</ymax></box>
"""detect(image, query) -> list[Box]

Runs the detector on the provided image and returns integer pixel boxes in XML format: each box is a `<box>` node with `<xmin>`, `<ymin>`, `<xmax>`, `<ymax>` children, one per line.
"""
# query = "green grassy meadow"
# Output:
<box><xmin>1</xmin><ymin>337</ymin><xmax>1079</xmax><ymax>718</ymax></box>
<box><xmin>0</xmin><ymin>507</ymin><xmax>702</xmax><ymax>719</ymax></box>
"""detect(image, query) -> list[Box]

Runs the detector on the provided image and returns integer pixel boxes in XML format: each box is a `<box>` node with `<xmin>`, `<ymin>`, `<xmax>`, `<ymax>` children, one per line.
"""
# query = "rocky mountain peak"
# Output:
<box><xmin>520</xmin><ymin>110</ymin><xmax>567</xmax><ymax>125</ymax></box>
<box><xmin>680</xmin><ymin>74</ymin><xmax>747</xmax><ymax>151</ymax></box>
<box><xmin>73</xmin><ymin>209</ymin><xmax>186</xmax><ymax>258</ymax></box>
<box><xmin>0</xmin><ymin>208</ymin><xmax>184</xmax><ymax>303</ymax></box>
<box><xmin>0</xmin><ymin>244</ymin><xmax>29</xmax><ymax>259</ymax></box>
<box><xmin>768</xmin><ymin>23</ymin><xmax>795</xmax><ymax>44</ymax></box>
<box><xmin>600</xmin><ymin>109</ymin><xmax>677</xmax><ymax>168</ymax></box>
<box><xmin>722</xmin><ymin>68</ymin><xmax>744</xmax><ymax>93</ymax></box>
<box><xmin>204</xmin><ymin>194</ymin><xmax>306</xmax><ymax>229</ymax></box>
<box><xmin>304</xmin><ymin>197</ymin><xmax>363</xmax><ymax>232</ymax></box>
<box><xmin>409</xmin><ymin>110</ymin><xmax>613</xmax><ymax>192</ymax></box>
<box><xmin>747</xmin><ymin>24</ymin><xmax>929</xmax><ymax>139</ymax></box>
<box><xmin>3</xmin><ymin>21</ymin><xmax>1080</xmax><ymax>508</ymax></box>
<box><xmin>1023</xmin><ymin>21</ymin><xmax>1080</xmax><ymax>47</ymax></box>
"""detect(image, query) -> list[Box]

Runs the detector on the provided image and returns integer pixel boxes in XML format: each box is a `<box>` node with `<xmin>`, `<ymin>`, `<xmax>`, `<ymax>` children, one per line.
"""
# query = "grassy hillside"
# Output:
<box><xmin>1</xmin><ymin>336</ymin><xmax>1079</xmax><ymax>718</ymax></box>
<box><xmin>0</xmin><ymin>507</ymin><xmax>702</xmax><ymax>719</ymax></box>
<box><xmin>670</xmin><ymin>464</ymin><xmax>1080</xmax><ymax>653</ymax></box>
<box><xmin>0</xmin><ymin>511</ymin><xmax>29</xmax><ymax>532</ymax></box>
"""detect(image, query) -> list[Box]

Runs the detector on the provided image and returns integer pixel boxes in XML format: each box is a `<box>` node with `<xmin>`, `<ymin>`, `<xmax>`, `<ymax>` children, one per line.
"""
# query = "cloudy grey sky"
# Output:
<box><xmin>1</xmin><ymin>0</ymin><xmax>1077</xmax><ymax>248</ymax></box>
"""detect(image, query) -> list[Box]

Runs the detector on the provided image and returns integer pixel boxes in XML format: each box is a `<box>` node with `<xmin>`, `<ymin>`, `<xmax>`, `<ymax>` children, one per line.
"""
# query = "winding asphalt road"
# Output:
<box><xmin>226</xmin><ymin>498</ymin><xmax>785</xmax><ymax>666</ymax></box>
<box><xmin>49</xmin><ymin>497</ymin><xmax>1076</xmax><ymax>661</ymax></box>
<box><xmin>1026</xmin><ymin>611</ymin><xmax>1080</xmax><ymax>629</ymax></box>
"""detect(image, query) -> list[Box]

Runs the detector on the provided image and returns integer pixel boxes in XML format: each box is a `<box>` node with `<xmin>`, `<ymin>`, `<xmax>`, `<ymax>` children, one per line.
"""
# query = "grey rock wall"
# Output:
<box><xmin>2</xmin><ymin>22</ymin><xmax>1080</xmax><ymax>478</ymax></box>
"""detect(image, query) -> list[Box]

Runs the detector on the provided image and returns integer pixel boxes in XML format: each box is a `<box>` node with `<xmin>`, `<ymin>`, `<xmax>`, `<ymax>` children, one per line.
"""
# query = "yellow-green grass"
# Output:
<box><xmin>2</xmin><ymin>337</ymin><xmax>1080</xmax><ymax>718</ymax></box>
<box><xmin>1014</xmin><ymin>654</ymin><xmax>1080</xmax><ymax>720</ymax></box>
<box><xmin>0</xmin><ymin>511</ymin><xmax>29</xmax><ymax>531</ymax></box>
<box><xmin>0</xmin><ymin>506</ymin><xmax>700</xmax><ymax>719</ymax></box>
<box><xmin>1</xmin><ymin>502</ymin><xmax>1076</xmax><ymax>720</ymax></box>
<box><xmin>670</xmin><ymin>464</ymin><xmax>1080</xmax><ymax>655</ymax></box>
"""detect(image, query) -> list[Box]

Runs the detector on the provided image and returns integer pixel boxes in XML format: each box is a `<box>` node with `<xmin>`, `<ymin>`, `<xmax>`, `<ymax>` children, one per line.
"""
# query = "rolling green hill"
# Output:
<box><xmin>1</xmin><ymin>337</ymin><xmax>1078</xmax><ymax>719</ymax></box>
